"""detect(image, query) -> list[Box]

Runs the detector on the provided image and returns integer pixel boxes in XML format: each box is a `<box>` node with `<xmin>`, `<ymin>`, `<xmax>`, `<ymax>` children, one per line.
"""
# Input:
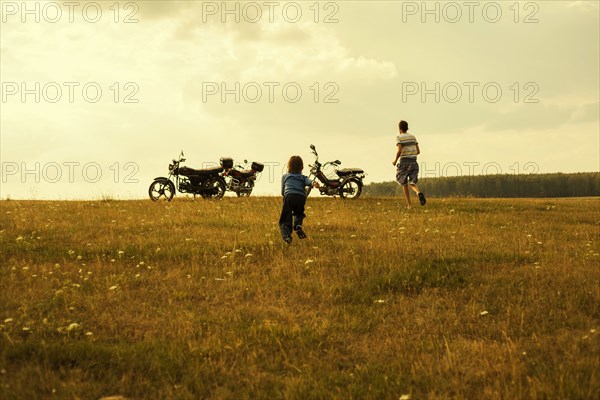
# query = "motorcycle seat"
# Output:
<box><xmin>228</xmin><ymin>169</ymin><xmax>255</xmax><ymax>178</ymax></box>
<box><xmin>179</xmin><ymin>166</ymin><xmax>222</xmax><ymax>176</ymax></box>
<box><xmin>336</xmin><ymin>168</ymin><xmax>364</xmax><ymax>177</ymax></box>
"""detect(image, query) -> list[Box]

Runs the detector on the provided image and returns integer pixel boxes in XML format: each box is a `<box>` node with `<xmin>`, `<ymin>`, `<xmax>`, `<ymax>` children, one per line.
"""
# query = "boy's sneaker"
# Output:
<box><xmin>418</xmin><ymin>192</ymin><xmax>427</xmax><ymax>206</ymax></box>
<box><xmin>294</xmin><ymin>225</ymin><xmax>307</xmax><ymax>239</ymax></box>
<box><xmin>283</xmin><ymin>236</ymin><xmax>292</xmax><ymax>244</ymax></box>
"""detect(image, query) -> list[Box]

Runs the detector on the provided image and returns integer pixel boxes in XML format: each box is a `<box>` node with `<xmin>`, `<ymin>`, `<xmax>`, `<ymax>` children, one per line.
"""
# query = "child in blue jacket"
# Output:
<box><xmin>279</xmin><ymin>155</ymin><xmax>319</xmax><ymax>244</ymax></box>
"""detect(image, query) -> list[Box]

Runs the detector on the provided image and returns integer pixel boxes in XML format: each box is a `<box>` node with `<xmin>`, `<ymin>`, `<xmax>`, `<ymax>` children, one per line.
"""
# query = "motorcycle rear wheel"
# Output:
<box><xmin>236</xmin><ymin>181</ymin><xmax>254</xmax><ymax>197</ymax></box>
<box><xmin>339</xmin><ymin>178</ymin><xmax>362</xmax><ymax>200</ymax></box>
<box><xmin>148</xmin><ymin>179</ymin><xmax>175</xmax><ymax>202</ymax></box>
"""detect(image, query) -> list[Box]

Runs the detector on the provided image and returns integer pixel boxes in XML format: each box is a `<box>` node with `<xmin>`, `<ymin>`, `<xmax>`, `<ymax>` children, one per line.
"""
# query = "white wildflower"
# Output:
<box><xmin>67</xmin><ymin>323</ymin><xmax>81</xmax><ymax>332</ymax></box>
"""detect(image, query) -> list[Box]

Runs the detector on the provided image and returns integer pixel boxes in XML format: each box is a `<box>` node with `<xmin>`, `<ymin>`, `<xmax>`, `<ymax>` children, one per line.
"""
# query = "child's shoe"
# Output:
<box><xmin>283</xmin><ymin>236</ymin><xmax>292</xmax><ymax>244</ymax></box>
<box><xmin>418</xmin><ymin>192</ymin><xmax>426</xmax><ymax>206</ymax></box>
<box><xmin>294</xmin><ymin>225</ymin><xmax>307</xmax><ymax>239</ymax></box>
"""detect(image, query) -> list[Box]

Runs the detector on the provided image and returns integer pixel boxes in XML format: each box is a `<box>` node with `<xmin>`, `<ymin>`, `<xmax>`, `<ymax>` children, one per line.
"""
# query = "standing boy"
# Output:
<box><xmin>279</xmin><ymin>155</ymin><xmax>319</xmax><ymax>244</ymax></box>
<box><xmin>392</xmin><ymin>120</ymin><xmax>426</xmax><ymax>209</ymax></box>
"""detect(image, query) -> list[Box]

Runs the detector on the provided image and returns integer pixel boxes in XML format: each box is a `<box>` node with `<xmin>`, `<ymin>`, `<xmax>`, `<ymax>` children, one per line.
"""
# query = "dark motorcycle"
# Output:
<box><xmin>221</xmin><ymin>158</ymin><xmax>264</xmax><ymax>197</ymax></box>
<box><xmin>306</xmin><ymin>144</ymin><xmax>365</xmax><ymax>199</ymax></box>
<box><xmin>148</xmin><ymin>152</ymin><xmax>226</xmax><ymax>201</ymax></box>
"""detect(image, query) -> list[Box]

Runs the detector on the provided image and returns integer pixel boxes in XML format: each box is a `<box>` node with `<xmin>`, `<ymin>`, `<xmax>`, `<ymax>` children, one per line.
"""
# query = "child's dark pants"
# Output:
<box><xmin>279</xmin><ymin>193</ymin><xmax>306</xmax><ymax>239</ymax></box>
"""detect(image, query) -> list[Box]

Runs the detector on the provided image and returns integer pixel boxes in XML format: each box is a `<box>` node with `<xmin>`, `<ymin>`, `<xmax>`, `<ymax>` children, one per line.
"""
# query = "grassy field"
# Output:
<box><xmin>1</xmin><ymin>197</ymin><xmax>599</xmax><ymax>399</ymax></box>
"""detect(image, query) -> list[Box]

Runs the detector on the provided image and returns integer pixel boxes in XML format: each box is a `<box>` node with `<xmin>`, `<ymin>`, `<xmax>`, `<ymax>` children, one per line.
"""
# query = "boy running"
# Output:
<box><xmin>392</xmin><ymin>120</ymin><xmax>426</xmax><ymax>209</ymax></box>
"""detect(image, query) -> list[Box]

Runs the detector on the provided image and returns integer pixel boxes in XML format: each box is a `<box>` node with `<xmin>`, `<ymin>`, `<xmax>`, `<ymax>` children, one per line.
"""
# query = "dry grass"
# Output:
<box><xmin>1</xmin><ymin>197</ymin><xmax>599</xmax><ymax>399</ymax></box>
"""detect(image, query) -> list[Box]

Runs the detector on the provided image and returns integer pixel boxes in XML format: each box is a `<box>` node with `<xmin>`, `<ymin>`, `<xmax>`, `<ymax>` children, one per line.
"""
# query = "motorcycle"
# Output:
<box><xmin>221</xmin><ymin>158</ymin><xmax>264</xmax><ymax>197</ymax></box>
<box><xmin>148</xmin><ymin>152</ymin><xmax>227</xmax><ymax>201</ymax></box>
<box><xmin>306</xmin><ymin>144</ymin><xmax>365</xmax><ymax>199</ymax></box>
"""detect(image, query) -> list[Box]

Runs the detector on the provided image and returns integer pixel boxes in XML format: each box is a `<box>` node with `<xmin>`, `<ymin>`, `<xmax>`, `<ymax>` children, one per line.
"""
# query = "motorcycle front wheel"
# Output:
<box><xmin>148</xmin><ymin>179</ymin><xmax>175</xmax><ymax>202</ymax></box>
<box><xmin>202</xmin><ymin>177</ymin><xmax>226</xmax><ymax>199</ymax></box>
<box><xmin>339</xmin><ymin>178</ymin><xmax>362</xmax><ymax>200</ymax></box>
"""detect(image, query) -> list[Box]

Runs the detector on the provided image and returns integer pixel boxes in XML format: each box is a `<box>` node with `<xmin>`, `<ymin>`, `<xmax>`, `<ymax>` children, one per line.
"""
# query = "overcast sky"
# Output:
<box><xmin>1</xmin><ymin>0</ymin><xmax>598</xmax><ymax>199</ymax></box>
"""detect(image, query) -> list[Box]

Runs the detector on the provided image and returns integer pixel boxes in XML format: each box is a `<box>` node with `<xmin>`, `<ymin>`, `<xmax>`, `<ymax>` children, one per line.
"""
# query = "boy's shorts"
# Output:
<box><xmin>396</xmin><ymin>158</ymin><xmax>419</xmax><ymax>186</ymax></box>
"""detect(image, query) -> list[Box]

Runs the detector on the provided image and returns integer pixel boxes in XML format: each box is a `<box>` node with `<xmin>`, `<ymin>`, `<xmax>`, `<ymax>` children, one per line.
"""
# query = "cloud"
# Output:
<box><xmin>136</xmin><ymin>1</ymin><xmax>397</xmax><ymax>82</ymax></box>
<box><xmin>162</xmin><ymin>14</ymin><xmax>398</xmax><ymax>140</ymax></box>
<box><xmin>570</xmin><ymin>102</ymin><xmax>600</xmax><ymax>124</ymax></box>
<box><xmin>479</xmin><ymin>98</ymin><xmax>599</xmax><ymax>133</ymax></box>
<box><xmin>236</xmin><ymin>24</ymin><xmax>396</xmax><ymax>82</ymax></box>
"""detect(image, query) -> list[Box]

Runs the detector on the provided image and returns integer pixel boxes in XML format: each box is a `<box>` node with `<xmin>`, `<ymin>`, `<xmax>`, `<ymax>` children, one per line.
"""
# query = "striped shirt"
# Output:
<box><xmin>396</xmin><ymin>133</ymin><xmax>418</xmax><ymax>159</ymax></box>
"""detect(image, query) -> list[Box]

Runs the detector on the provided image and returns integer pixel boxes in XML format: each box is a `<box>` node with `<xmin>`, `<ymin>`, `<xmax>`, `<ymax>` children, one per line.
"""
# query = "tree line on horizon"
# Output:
<box><xmin>363</xmin><ymin>172</ymin><xmax>600</xmax><ymax>198</ymax></box>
